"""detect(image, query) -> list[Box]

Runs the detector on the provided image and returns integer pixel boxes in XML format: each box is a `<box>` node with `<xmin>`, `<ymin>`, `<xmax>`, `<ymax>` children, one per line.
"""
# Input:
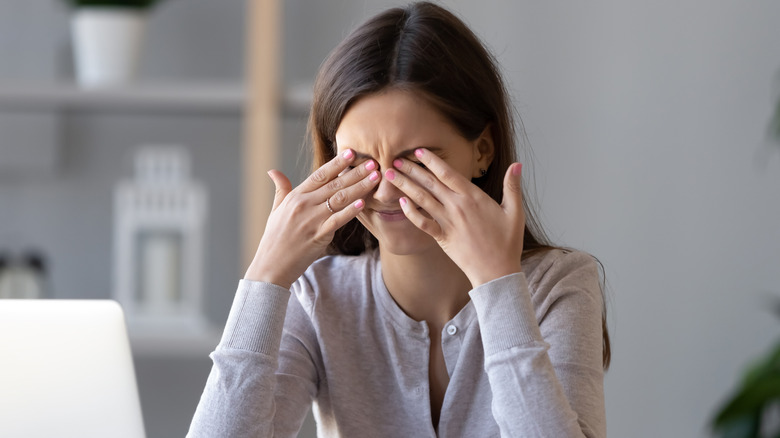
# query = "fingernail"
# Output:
<box><xmin>342</xmin><ymin>149</ymin><xmax>354</xmax><ymax>159</ymax></box>
<box><xmin>385</xmin><ymin>169</ymin><xmax>396</xmax><ymax>181</ymax></box>
<box><xmin>415</xmin><ymin>148</ymin><xmax>424</xmax><ymax>158</ymax></box>
<box><xmin>512</xmin><ymin>163</ymin><xmax>522</xmax><ymax>176</ymax></box>
<box><xmin>399</xmin><ymin>197</ymin><xmax>408</xmax><ymax>208</ymax></box>
<box><xmin>354</xmin><ymin>199</ymin><xmax>365</xmax><ymax>209</ymax></box>
<box><xmin>365</xmin><ymin>160</ymin><xmax>376</xmax><ymax>171</ymax></box>
<box><xmin>369</xmin><ymin>171</ymin><xmax>379</xmax><ymax>181</ymax></box>
<box><xmin>393</xmin><ymin>159</ymin><xmax>403</xmax><ymax>169</ymax></box>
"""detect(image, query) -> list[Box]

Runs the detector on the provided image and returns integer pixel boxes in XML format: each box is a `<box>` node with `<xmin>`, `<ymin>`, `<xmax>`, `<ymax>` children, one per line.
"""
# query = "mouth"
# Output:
<box><xmin>374</xmin><ymin>209</ymin><xmax>408</xmax><ymax>222</ymax></box>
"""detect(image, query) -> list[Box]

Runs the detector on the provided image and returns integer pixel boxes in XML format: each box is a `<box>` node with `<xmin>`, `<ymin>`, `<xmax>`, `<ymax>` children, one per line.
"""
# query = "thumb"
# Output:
<box><xmin>267</xmin><ymin>169</ymin><xmax>292</xmax><ymax>210</ymax></box>
<box><xmin>500</xmin><ymin>163</ymin><xmax>523</xmax><ymax>213</ymax></box>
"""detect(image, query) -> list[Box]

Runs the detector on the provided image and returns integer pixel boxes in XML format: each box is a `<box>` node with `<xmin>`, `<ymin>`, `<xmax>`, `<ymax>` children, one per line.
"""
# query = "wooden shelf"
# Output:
<box><xmin>0</xmin><ymin>81</ymin><xmax>311</xmax><ymax>115</ymax></box>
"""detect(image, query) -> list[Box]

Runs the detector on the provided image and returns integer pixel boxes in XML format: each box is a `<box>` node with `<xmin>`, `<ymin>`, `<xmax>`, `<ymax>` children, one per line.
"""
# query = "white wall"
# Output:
<box><xmin>287</xmin><ymin>1</ymin><xmax>780</xmax><ymax>436</ymax></box>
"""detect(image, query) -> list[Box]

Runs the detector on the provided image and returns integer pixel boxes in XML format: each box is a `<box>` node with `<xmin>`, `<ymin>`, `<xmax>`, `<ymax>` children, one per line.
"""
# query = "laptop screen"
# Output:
<box><xmin>0</xmin><ymin>300</ymin><xmax>146</xmax><ymax>438</ymax></box>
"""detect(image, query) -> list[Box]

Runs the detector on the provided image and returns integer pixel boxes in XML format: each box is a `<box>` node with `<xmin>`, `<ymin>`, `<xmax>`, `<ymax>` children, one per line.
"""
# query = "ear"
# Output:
<box><xmin>471</xmin><ymin>124</ymin><xmax>495</xmax><ymax>178</ymax></box>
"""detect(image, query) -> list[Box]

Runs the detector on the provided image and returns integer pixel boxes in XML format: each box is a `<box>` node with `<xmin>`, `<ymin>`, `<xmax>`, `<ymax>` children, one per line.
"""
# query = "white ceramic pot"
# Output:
<box><xmin>71</xmin><ymin>8</ymin><xmax>147</xmax><ymax>87</ymax></box>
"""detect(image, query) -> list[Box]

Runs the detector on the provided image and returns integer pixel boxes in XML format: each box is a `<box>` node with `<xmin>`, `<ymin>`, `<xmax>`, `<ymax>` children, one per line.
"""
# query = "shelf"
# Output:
<box><xmin>0</xmin><ymin>81</ymin><xmax>312</xmax><ymax>116</ymax></box>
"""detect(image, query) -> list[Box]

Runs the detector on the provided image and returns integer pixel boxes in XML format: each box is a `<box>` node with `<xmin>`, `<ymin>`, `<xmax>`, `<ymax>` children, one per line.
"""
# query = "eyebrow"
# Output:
<box><xmin>352</xmin><ymin>146</ymin><xmax>444</xmax><ymax>161</ymax></box>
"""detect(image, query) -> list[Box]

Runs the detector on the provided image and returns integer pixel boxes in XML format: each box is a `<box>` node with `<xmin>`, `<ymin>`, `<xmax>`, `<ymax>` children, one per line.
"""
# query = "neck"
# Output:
<box><xmin>379</xmin><ymin>244</ymin><xmax>472</xmax><ymax>328</ymax></box>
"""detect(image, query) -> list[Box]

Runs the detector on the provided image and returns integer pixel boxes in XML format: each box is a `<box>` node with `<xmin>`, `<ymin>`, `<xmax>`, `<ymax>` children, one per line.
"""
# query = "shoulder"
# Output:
<box><xmin>522</xmin><ymin>248</ymin><xmax>602</xmax><ymax>305</ymax></box>
<box><xmin>291</xmin><ymin>250</ymin><xmax>379</xmax><ymax>314</ymax></box>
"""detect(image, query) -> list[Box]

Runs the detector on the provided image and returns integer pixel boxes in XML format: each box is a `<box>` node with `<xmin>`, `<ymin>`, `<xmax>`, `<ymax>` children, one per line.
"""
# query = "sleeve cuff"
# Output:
<box><xmin>218</xmin><ymin>279</ymin><xmax>291</xmax><ymax>354</ymax></box>
<box><xmin>469</xmin><ymin>272</ymin><xmax>544</xmax><ymax>356</ymax></box>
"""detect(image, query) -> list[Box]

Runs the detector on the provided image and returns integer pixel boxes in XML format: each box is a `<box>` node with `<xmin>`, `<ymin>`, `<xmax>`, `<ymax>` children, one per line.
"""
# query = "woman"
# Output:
<box><xmin>189</xmin><ymin>2</ymin><xmax>609</xmax><ymax>437</ymax></box>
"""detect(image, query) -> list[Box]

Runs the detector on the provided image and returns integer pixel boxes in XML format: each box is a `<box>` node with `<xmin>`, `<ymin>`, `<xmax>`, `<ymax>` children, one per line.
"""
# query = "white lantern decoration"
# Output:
<box><xmin>113</xmin><ymin>146</ymin><xmax>210</xmax><ymax>342</ymax></box>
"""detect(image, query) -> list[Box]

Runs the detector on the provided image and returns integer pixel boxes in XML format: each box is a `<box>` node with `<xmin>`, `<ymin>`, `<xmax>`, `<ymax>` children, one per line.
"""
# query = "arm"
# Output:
<box><xmin>188</xmin><ymin>150</ymin><xmax>378</xmax><ymax>436</ymax></box>
<box><xmin>469</xmin><ymin>252</ymin><xmax>606</xmax><ymax>438</ymax></box>
<box><xmin>187</xmin><ymin>280</ymin><xmax>320</xmax><ymax>437</ymax></box>
<box><xmin>380</xmin><ymin>149</ymin><xmax>605</xmax><ymax>435</ymax></box>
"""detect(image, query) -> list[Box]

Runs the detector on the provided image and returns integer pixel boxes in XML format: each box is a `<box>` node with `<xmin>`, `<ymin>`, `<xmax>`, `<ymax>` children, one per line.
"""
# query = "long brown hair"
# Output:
<box><xmin>308</xmin><ymin>1</ymin><xmax>610</xmax><ymax>369</ymax></box>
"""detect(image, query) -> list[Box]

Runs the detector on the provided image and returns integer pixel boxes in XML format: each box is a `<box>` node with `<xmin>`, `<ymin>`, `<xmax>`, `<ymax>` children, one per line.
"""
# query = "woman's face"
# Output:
<box><xmin>335</xmin><ymin>89</ymin><xmax>484</xmax><ymax>256</ymax></box>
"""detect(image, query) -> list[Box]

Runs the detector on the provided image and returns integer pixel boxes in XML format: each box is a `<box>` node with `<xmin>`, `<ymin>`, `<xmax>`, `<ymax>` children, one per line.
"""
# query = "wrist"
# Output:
<box><xmin>468</xmin><ymin>264</ymin><xmax>522</xmax><ymax>288</ymax></box>
<box><xmin>243</xmin><ymin>263</ymin><xmax>293</xmax><ymax>289</ymax></box>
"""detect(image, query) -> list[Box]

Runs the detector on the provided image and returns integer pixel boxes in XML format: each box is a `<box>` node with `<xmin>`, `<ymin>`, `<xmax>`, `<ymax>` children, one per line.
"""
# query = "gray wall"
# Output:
<box><xmin>448</xmin><ymin>1</ymin><xmax>780</xmax><ymax>437</ymax></box>
<box><xmin>3</xmin><ymin>1</ymin><xmax>780</xmax><ymax>437</ymax></box>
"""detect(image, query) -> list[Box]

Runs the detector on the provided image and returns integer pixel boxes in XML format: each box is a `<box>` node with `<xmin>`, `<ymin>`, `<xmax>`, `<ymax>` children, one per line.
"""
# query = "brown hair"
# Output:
<box><xmin>308</xmin><ymin>1</ymin><xmax>610</xmax><ymax>369</ymax></box>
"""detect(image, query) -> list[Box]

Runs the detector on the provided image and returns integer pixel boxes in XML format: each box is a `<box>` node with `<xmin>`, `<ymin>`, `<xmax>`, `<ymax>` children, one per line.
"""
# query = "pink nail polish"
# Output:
<box><xmin>369</xmin><ymin>171</ymin><xmax>379</xmax><ymax>181</ymax></box>
<box><xmin>354</xmin><ymin>199</ymin><xmax>365</xmax><ymax>209</ymax></box>
<box><xmin>342</xmin><ymin>149</ymin><xmax>354</xmax><ymax>159</ymax></box>
<box><xmin>415</xmin><ymin>148</ymin><xmax>424</xmax><ymax>158</ymax></box>
<box><xmin>385</xmin><ymin>170</ymin><xmax>396</xmax><ymax>181</ymax></box>
<box><xmin>512</xmin><ymin>163</ymin><xmax>522</xmax><ymax>176</ymax></box>
<box><xmin>393</xmin><ymin>159</ymin><xmax>403</xmax><ymax>169</ymax></box>
<box><xmin>365</xmin><ymin>160</ymin><xmax>376</xmax><ymax>171</ymax></box>
<box><xmin>399</xmin><ymin>197</ymin><xmax>408</xmax><ymax>207</ymax></box>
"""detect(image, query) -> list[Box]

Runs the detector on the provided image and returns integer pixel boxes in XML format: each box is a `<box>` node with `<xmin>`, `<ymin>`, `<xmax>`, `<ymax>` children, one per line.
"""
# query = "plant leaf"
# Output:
<box><xmin>715</xmin><ymin>415</ymin><xmax>759</xmax><ymax>438</ymax></box>
<box><xmin>771</xmin><ymin>99</ymin><xmax>780</xmax><ymax>145</ymax></box>
<box><xmin>714</xmin><ymin>375</ymin><xmax>780</xmax><ymax>426</ymax></box>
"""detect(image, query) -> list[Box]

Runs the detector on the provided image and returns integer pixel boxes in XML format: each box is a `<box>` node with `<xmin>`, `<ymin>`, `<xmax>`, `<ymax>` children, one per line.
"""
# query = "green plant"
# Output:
<box><xmin>711</xmin><ymin>339</ymin><xmax>780</xmax><ymax>437</ymax></box>
<box><xmin>63</xmin><ymin>0</ymin><xmax>163</xmax><ymax>8</ymax></box>
<box><xmin>771</xmin><ymin>99</ymin><xmax>780</xmax><ymax>145</ymax></box>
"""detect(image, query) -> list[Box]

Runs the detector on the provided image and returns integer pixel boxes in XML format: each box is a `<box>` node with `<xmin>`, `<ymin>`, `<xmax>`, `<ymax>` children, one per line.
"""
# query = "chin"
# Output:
<box><xmin>358</xmin><ymin>215</ymin><xmax>437</xmax><ymax>256</ymax></box>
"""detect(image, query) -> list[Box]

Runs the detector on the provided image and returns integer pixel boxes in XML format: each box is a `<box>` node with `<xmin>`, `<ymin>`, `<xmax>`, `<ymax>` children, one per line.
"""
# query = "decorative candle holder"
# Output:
<box><xmin>113</xmin><ymin>145</ymin><xmax>209</xmax><ymax>335</ymax></box>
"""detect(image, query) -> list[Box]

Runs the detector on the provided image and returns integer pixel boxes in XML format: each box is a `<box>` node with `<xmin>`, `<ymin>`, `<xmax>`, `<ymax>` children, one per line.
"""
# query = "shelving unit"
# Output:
<box><xmin>0</xmin><ymin>0</ymin><xmax>307</xmax><ymax>358</ymax></box>
<box><xmin>0</xmin><ymin>2</ymin><xmax>318</xmax><ymax>435</ymax></box>
<box><xmin>243</xmin><ymin>0</ymin><xmax>283</xmax><ymax>267</ymax></box>
<box><xmin>0</xmin><ymin>81</ymin><xmax>311</xmax><ymax>115</ymax></box>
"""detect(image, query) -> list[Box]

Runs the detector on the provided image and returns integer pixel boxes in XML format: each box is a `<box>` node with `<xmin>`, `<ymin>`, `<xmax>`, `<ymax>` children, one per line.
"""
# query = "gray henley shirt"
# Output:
<box><xmin>188</xmin><ymin>248</ymin><xmax>606</xmax><ymax>437</ymax></box>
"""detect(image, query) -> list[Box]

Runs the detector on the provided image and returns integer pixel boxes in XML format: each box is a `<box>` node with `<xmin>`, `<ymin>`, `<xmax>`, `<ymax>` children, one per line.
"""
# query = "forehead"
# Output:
<box><xmin>334</xmin><ymin>89</ymin><xmax>460</xmax><ymax>155</ymax></box>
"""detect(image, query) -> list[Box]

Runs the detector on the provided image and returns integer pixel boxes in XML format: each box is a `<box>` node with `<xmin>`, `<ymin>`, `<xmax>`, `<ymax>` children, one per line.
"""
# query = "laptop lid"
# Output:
<box><xmin>0</xmin><ymin>300</ymin><xmax>146</xmax><ymax>438</ymax></box>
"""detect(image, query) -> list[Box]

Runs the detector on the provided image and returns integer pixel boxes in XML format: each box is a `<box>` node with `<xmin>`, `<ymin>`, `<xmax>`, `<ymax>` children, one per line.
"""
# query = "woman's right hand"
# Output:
<box><xmin>244</xmin><ymin>149</ymin><xmax>380</xmax><ymax>289</ymax></box>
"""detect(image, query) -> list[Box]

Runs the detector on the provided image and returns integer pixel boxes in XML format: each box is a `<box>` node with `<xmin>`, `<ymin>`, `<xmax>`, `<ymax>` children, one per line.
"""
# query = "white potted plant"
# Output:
<box><xmin>64</xmin><ymin>0</ymin><xmax>164</xmax><ymax>87</ymax></box>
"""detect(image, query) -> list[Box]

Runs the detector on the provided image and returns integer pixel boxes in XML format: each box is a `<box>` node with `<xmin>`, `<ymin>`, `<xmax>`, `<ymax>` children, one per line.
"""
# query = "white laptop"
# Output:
<box><xmin>0</xmin><ymin>300</ymin><xmax>146</xmax><ymax>438</ymax></box>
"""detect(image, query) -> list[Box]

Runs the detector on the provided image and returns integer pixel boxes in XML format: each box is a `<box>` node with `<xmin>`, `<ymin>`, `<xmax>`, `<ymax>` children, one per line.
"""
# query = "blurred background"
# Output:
<box><xmin>1</xmin><ymin>0</ymin><xmax>779</xmax><ymax>437</ymax></box>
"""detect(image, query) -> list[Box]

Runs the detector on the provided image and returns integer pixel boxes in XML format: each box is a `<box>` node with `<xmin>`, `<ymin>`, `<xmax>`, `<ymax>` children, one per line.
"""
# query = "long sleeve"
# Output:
<box><xmin>187</xmin><ymin>280</ymin><xmax>318</xmax><ymax>438</ymax></box>
<box><xmin>468</xmin><ymin>251</ymin><xmax>606</xmax><ymax>438</ymax></box>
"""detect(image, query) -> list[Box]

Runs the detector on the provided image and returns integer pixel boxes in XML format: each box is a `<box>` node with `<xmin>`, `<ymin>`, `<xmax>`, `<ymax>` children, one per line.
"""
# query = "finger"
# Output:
<box><xmin>267</xmin><ymin>169</ymin><xmax>292</xmax><ymax>211</ymax></box>
<box><xmin>391</xmin><ymin>157</ymin><xmax>451</xmax><ymax>201</ymax></box>
<box><xmin>501</xmin><ymin>162</ymin><xmax>523</xmax><ymax>213</ymax></box>
<box><xmin>398</xmin><ymin>196</ymin><xmax>443</xmax><ymax>239</ymax></box>
<box><xmin>321</xmin><ymin>198</ymin><xmax>368</xmax><ymax>235</ymax></box>
<box><xmin>298</xmin><ymin>149</ymin><xmax>356</xmax><ymax>192</ymax></box>
<box><xmin>315</xmin><ymin>159</ymin><xmax>379</xmax><ymax>204</ymax></box>
<box><xmin>323</xmin><ymin>165</ymin><xmax>381</xmax><ymax>211</ymax></box>
<box><xmin>411</xmin><ymin>148</ymin><xmax>472</xmax><ymax>193</ymax></box>
<box><xmin>384</xmin><ymin>168</ymin><xmax>446</xmax><ymax>218</ymax></box>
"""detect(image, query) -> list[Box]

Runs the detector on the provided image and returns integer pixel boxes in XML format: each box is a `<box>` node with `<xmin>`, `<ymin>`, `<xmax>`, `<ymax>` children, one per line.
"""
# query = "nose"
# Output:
<box><xmin>372</xmin><ymin>169</ymin><xmax>403</xmax><ymax>205</ymax></box>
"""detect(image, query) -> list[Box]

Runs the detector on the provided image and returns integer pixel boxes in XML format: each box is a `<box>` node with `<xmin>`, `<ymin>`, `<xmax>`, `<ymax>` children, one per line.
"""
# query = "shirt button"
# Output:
<box><xmin>446</xmin><ymin>325</ymin><xmax>458</xmax><ymax>336</ymax></box>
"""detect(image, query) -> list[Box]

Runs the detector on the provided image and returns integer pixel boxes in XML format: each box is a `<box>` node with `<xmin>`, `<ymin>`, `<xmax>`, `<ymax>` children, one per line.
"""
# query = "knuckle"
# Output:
<box><xmin>353</xmin><ymin>163</ymin><xmax>368</xmax><ymax>177</ymax></box>
<box><xmin>439</xmin><ymin>169</ymin><xmax>456</xmax><ymax>184</ymax></box>
<box><xmin>326</xmin><ymin>178</ymin><xmax>343</xmax><ymax>192</ymax></box>
<box><xmin>463</xmin><ymin>196</ymin><xmax>479</xmax><ymax>210</ymax></box>
<box><xmin>418</xmin><ymin>220</ymin><xmax>434</xmax><ymax>233</ymax></box>
<box><xmin>422</xmin><ymin>175</ymin><xmax>436</xmax><ymax>191</ymax></box>
<box><xmin>288</xmin><ymin>199</ymin><xmax>306</xmax><ymax>216</ymax></box>
<box><xmin>310</xmin><ymin>169</ymin><xmax>327</xmax><ymax>183</ymax></box>
<box><xmin>331</xmin><ymin>190</ymin><xmax>348</xmax><ymax>205</ymax></box>
<box><xmin>412</xmin><ymin>186</ymin><xmax>428</xmax><ymax>201</ymax></box>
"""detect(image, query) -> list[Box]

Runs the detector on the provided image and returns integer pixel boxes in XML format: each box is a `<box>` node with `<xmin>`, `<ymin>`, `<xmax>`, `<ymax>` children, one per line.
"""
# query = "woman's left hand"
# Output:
<box><xmin>385</xmin><ymin>148</ymin><xmax>526</xmax><ymax>288</ymax></box>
